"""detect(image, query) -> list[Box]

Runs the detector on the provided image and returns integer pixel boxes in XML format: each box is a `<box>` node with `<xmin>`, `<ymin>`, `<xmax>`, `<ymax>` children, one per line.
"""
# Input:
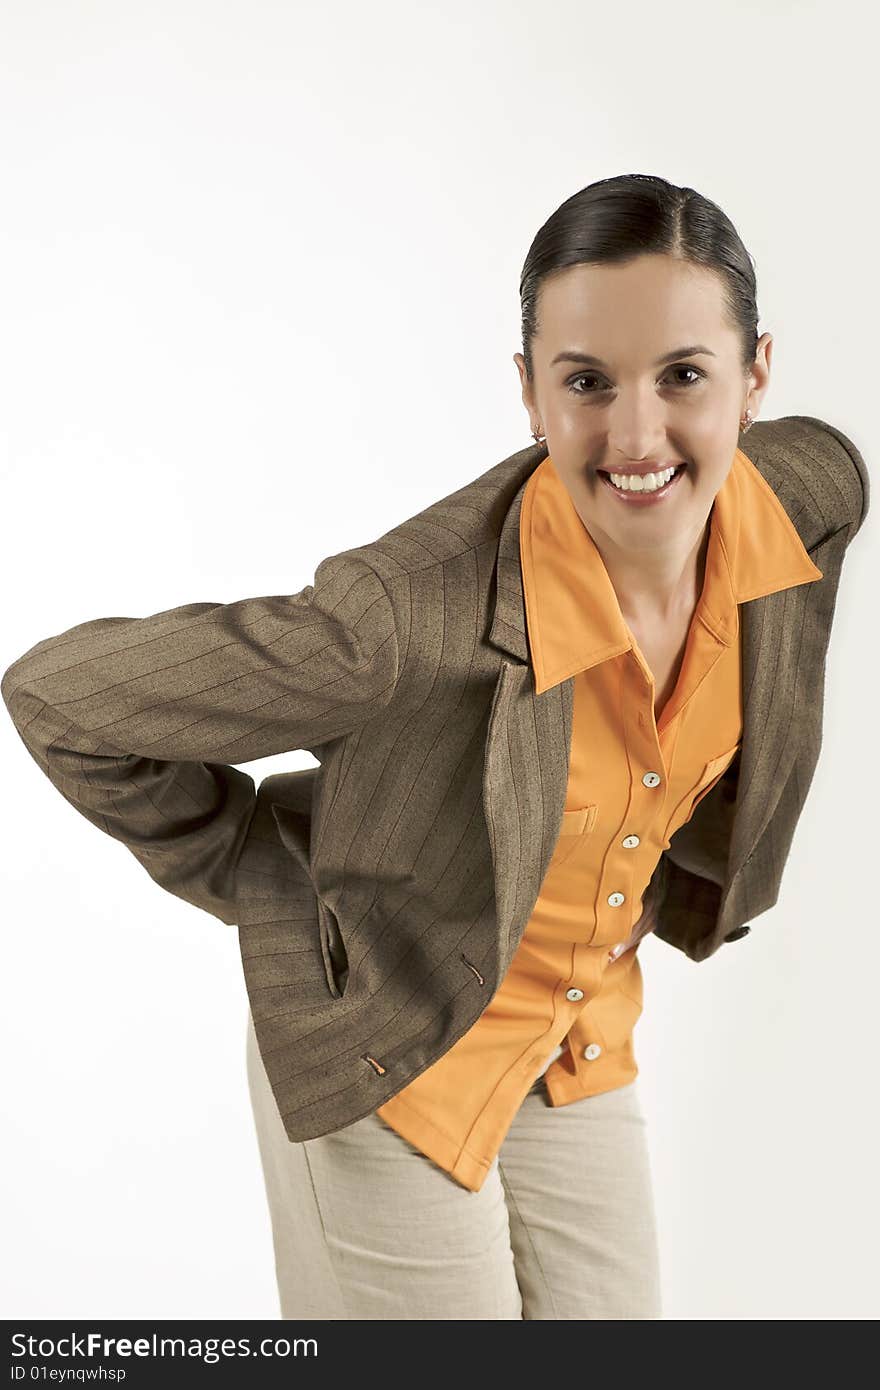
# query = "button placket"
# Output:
<box><xmin>611</xmin><ymin>766</ymin><xmax>662</xmax><ymax>905</ymax></box>
<box><xmin>600</xmin><ymin>664</ymin><xmax>665</xmax><ymax>938</ymax></box>
<box><xmin>610</xmin><ymin>771</ymin><xmax>660</xmax><ymax>901</ymax></box>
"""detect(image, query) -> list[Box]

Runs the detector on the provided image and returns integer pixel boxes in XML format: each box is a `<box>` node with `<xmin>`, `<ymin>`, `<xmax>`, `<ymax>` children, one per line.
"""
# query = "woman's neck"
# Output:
<box><xmin>589</xmin><ymin>515</ymin><xmax>711</xmax><ymax>627</ymax></box>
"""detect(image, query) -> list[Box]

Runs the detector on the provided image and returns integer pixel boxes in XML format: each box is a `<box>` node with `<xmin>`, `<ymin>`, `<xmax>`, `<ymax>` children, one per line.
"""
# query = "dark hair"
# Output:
<box><xmin>519</xmin><ymin>173</ymin><xmax>759</xmax><ymax>384</ymax></box>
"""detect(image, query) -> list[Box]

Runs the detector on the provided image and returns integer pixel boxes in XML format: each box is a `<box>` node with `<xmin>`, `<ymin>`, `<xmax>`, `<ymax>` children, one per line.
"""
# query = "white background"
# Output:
<box><xmin>1</xmin><ymin>0</ymin><xmax>876</xmax><ymax>1320</ymax></box>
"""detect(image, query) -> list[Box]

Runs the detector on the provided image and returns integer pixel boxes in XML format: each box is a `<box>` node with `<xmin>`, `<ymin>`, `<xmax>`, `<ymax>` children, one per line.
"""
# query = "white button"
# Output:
<box><xmin>642</xmin><ymin>771</ymin><xmax>662</xmax><ymax>787</ymax></box>
<box><xmin>566</xmin><ymin>987</ymin><xmax>584</xmax><ymax>1001</ymax></box>
<box><xmin>583</xmin><ymin>1043</ymin><xmax>602</xmax><ymax>1061</ymax></box>
<box><xmin>622</xmin><ymin>834</ymin><xmax>640</xmax><ymax>848</ymax></box>
<box><xmin>607</xmin><ymin>891</ymin><xmax>625</xmax><ymax>907</ymax></box>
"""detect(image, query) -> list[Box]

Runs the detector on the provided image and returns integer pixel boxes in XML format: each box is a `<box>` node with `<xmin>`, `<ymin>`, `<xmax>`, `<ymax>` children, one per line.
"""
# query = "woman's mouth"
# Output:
<box><xmin>597</xmin><ymin>463</ymin><xmax>686</xmax><ymax>506</ymax></box>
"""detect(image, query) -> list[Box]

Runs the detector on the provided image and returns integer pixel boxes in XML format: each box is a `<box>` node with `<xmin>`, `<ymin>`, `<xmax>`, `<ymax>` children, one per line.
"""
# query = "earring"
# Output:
<box><xmin>532</xmin><ymin>426</ymin><xmax>546</xmax><ymax>444</ymax></box>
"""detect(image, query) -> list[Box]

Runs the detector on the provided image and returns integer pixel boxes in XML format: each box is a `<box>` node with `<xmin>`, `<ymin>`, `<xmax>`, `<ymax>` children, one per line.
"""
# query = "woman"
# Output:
<box><xmin>2</xmin><ymin>174</ymin><xmax>868</xmax><ymax>1320</ymax></box>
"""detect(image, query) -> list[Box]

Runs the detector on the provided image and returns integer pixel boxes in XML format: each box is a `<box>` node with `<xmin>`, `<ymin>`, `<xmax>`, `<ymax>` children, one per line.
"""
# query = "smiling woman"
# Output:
<box><xmin>3</xmin><ymin>170</ymin><xmax>867</xmax><ymax>1323</ymax></box>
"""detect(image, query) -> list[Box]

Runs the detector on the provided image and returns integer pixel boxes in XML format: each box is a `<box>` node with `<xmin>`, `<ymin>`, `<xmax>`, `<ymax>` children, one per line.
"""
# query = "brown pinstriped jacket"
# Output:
<box><xmin>1</xmin><ymin>415</ymin><xmax>869</xmax><ymax>1141</ymax></box>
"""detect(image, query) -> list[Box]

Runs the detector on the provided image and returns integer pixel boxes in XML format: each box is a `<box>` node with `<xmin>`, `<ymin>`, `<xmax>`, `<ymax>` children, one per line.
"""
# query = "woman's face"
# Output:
<box><xmin>513</xmin><ymin>254</ymin><xmax>772</xmax><ymax>555</ymax></box>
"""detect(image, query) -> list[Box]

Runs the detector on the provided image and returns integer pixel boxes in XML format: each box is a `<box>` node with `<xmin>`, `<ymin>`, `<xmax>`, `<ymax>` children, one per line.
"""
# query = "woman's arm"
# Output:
<box><xmin>1</xmin><ymin>553</ymin><xmax>399</xmax><ymax>925</ymax></box>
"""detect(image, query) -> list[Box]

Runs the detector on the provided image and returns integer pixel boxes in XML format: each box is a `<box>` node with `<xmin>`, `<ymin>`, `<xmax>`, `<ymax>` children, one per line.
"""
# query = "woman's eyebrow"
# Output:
<box><xmin>550</xmin><ymin>344</ymin><xmax>718</xmax><ymax>369</ymax></box>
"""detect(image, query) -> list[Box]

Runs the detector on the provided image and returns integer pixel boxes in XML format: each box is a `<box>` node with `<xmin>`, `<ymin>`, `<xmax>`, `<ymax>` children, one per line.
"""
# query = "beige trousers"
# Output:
<box><xmin>245</xmin><ymin>1007</ymin><xmax>662</xmax><ymax>1320</ymax></box>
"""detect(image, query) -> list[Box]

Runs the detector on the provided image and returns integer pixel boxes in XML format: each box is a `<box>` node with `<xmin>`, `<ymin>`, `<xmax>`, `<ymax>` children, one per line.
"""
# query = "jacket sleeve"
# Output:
<box><xmin>0</xmin><ymin>551</ymin><xmax>399</xmax><ymax>926</ymax></box>
<box><xmin>804</xmin><ymin>416</ymin><xmax>870</xmax><ymax>544</ymax></box>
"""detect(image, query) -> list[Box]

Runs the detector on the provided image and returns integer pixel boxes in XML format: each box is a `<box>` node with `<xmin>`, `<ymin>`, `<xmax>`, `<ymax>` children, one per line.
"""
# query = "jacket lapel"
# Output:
<box><xmin>725</xmin><ymin>584</ymin><xmax>806</xmax><ymax>880</ymax></box>
<box><xmin>484</xmin><ymin>465</ymin><xmax>573</xmax><ymax>963</ymax></box>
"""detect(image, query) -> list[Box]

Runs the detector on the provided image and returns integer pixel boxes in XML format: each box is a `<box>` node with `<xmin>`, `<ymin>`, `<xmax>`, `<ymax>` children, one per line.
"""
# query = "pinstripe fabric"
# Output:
<box><xmin>1</xmin><ymin>414</ymin><xmax>869</xmax><ymax>1142</ymax></box>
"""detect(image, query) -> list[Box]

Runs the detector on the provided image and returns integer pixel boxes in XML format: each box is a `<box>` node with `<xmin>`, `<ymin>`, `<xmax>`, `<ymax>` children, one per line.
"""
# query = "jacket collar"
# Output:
<box><xmin>486</xmin><ymin>450</ymin><xmax>539</xmax><ymax>663</ymax></box>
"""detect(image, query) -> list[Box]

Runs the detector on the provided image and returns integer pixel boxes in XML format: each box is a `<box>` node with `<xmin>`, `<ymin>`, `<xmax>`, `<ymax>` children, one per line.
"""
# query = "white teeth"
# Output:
<box><xmin>608</xmin><ymin>465</ymin><xmax>678</xmax><ymax>493</ymax></box>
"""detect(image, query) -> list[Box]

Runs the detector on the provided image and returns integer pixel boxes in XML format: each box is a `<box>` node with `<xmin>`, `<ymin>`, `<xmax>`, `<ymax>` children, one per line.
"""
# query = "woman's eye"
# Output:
<box><xmin>667</xmin><ymin>365</ymin><xmax>704</xmax><ymax>387</ymax></box>
<box><xmin>567</xmin><ymin>365</ymin><xmax>705</xmax><ymax>395</ymax></box>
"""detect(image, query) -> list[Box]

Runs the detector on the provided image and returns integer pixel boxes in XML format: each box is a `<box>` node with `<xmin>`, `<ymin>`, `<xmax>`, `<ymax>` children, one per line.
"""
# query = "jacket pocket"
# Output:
<box><xmin>550</xmin><ymin>804</ymin><xmax>599</xmax><ymax>869</ymax></box>
<box><xmin>316</xmin><ymin>897</ymin><xmax>349</xmax><ymax>1000</ymax></box>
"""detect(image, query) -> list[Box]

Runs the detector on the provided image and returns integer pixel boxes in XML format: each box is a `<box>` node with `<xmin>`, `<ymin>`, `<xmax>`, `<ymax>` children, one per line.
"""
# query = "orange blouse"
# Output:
<box><xmin>376</xmin><ymin>446</ymin><xmax>823</xmax><ymax>1191</ymax></box>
